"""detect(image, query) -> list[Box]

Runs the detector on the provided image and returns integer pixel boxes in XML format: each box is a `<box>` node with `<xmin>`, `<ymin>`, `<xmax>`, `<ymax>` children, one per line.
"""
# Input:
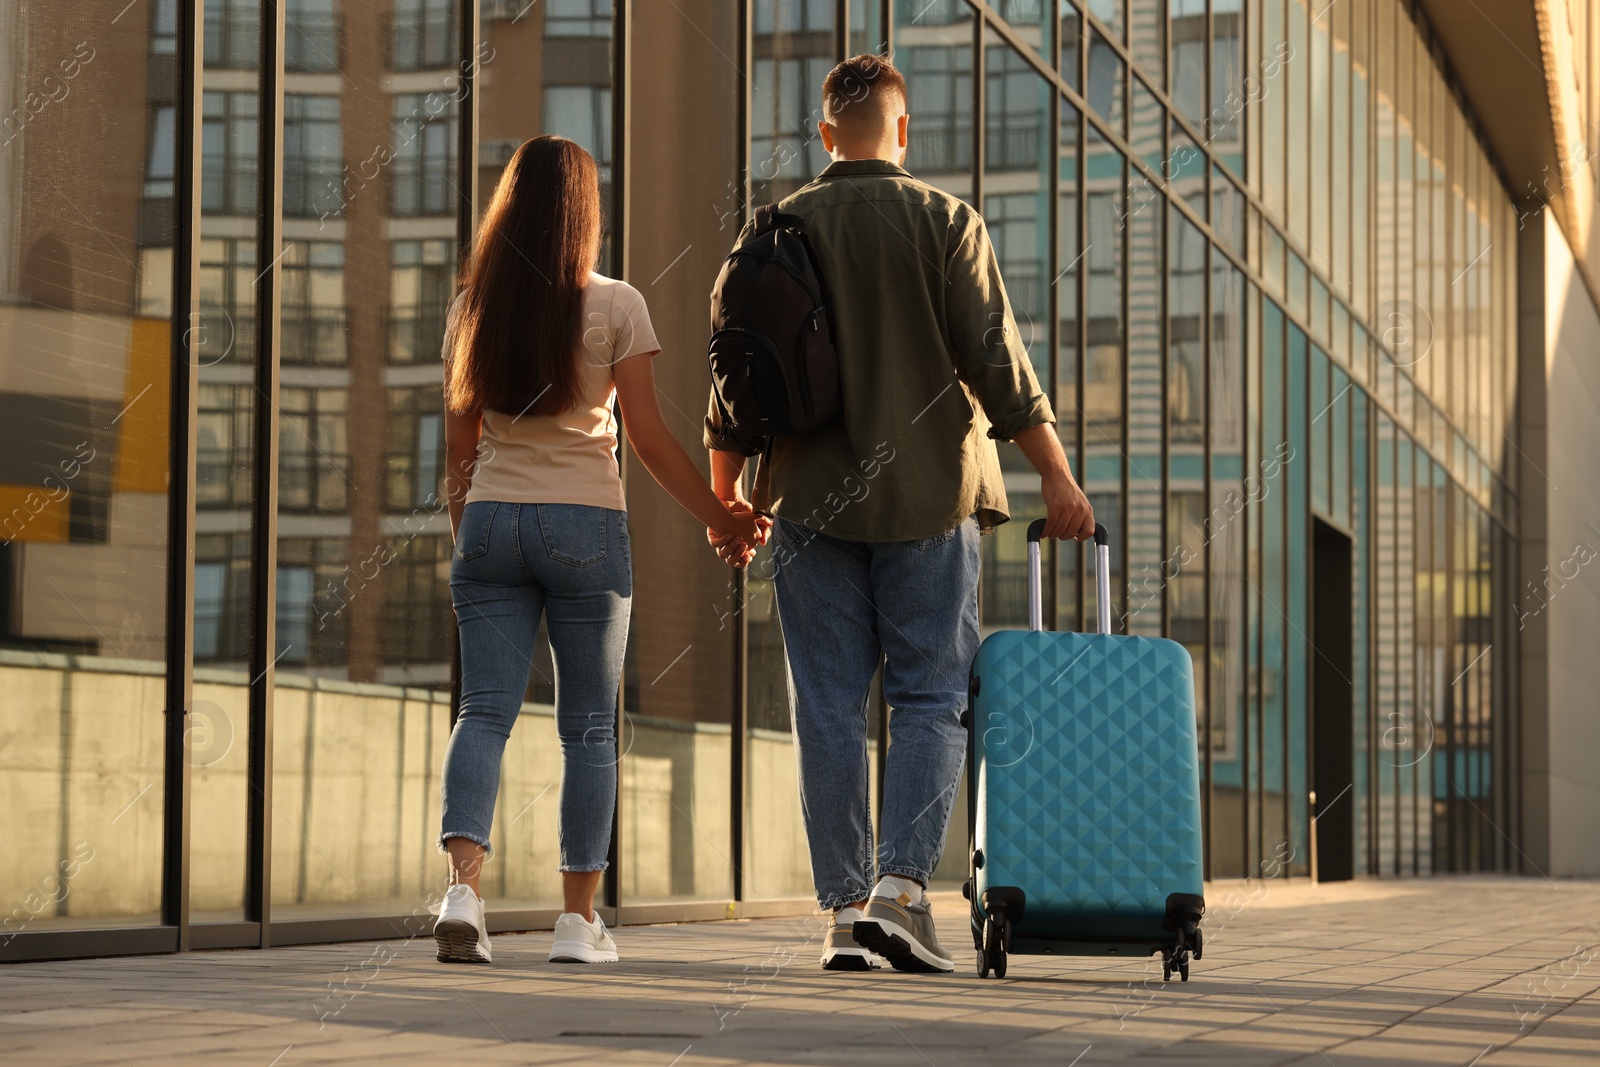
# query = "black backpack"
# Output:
<box><xmin>707</xmin><ymin>205</ymin><xmax>840</xmax><ymax>445</ymax></box>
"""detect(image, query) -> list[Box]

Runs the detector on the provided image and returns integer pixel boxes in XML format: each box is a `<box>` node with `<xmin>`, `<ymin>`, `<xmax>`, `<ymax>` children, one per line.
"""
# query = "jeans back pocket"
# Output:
<box><xmin>454</xmin><ymin>501</ymin><xmax>498</xmax><ymax>561</ymax></box>
<box><xmin>537</xmin><ymin>504</ymin><xmax>609</xmax><ymax>567</ymax></box>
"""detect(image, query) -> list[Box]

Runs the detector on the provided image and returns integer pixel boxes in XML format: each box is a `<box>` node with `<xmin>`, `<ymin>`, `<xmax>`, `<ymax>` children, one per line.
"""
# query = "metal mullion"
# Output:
<box><xmin>605</xmin><ymin>0</ymin><xmax>630</xmax><ymax>911</ymax></box>
<box><xmin>837</xmin><ymin>0</ymin><xmax>849</xmax><ymax>60</ymax></box>
<box><xmin>1047</xmin><ymin>79</ymin><xmax>1061</xmax><ymax>632</ymax></box>
<box><xmin>163</xmin><ymin>0</ymin><xmax>206</xmax><ymax>950</ymax></box>
<box><xmin>459</xmin><ymin>0</ymin><xmax>480</xmax><ymax>254</ymax></box>
<box><xmin>973</xmin><ymin>14</ymin><xmax>985</xmax><ymax>206</ymax></box>
<box><xmin>247</xmin><ymin>0</ymin><xmax>287</xmax><ymax>949</ymax></box>
<box><xmin>731</xmin><ymin>0</ymin><xmax>752</xmax><ymax>903</ymax></box>
<box><xmin>1075</xmin><ymin>89</ymin><xmax>1087</xmax><ymax>634</ymax></box>
<box><xmin>1201</xmin><ymin>223</ymin><xmax>1214</xmax><ymax>882</ymax></box>
<box><xmin>881</xmin><ymin>0</ymin><xmax>892</xmax><ymax>55</ymax></box>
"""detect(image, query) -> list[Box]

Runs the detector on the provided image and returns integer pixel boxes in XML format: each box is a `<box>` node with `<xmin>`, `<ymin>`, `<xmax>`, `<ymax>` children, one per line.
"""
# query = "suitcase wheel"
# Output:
<box><xmin>1162</xmin><ymin>922</ymin><xmax>1199</xmax><ymax>982</ymax></box>
<box><xmin>977</xmin><ymin>916</ymin><xmax>1009</xmax><ymax>979</ymax></box>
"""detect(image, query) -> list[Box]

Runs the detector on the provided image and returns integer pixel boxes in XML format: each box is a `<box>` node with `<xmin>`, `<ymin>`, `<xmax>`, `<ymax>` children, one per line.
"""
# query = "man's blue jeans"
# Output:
<box><xmin>439</xmin><ymin>501</ymin><xmax>630</xmax><ymax>872</ymax></box>
<box><xmin>772</xmin><ymin>516</ymin><xmax>979</xmax><ymax>909</ymax></box>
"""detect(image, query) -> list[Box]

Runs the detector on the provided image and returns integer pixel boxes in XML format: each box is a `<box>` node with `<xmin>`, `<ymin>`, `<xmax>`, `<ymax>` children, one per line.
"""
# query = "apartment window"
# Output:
<box><xmin>754</xmin><ymin>0</ymin><xmax>830</xmax><ymax>33</ymax></box>
<box><xmin>986</xmin><ymin>46</ymin><xmax>1045</xmax><ymax>171</ymax></box>
<box><xmin>382</xmin><ymin>536</ymin><xmax>453</xmax><ymax>664</ymax></box>
<box><xmin>275</xmin><ymin>538</ymin><xmax>351</xmax><ymax>667</ymax></box>
<box><xmin>902</xmin><ymin>46</ymin><xmax>973</xmax><ymax>175</ymax></box>
<box><xmin>152</xmin><ymin>0</ymin><xmax>179</xmax><ymax>53</ymax></box>
<box><xmin>281</xmin><ymin>241</ymin><xmax>347</xmax><ymax>366</ymax></box>
<box><xmin>198</xmin><ymin>237</ymin><xmax>258</xmax><ymax>365</ymax></box>
<box><xmin>391</xmin><ymin>94</ymin><xmax>457</xmax><ymax>216</ymax></box>
<box><xmin>283</xmin><ymin>95</ymin><xmax>343</xmax><ymax>218</ymax></box>
<box><xmin>752</xmin><ymin>56</ymin><xmax>833</xmax><ymax>198</ymax></box>
<box><xmin>204</xmin><ymin>0</ymin><xmax>260</xmax><ymax>68</ymax></box>
<box><xmin>392</xmin><ymin>0</ymin><xmax>455</xmax><ymax>70</ymax></box>
<box><xmin>203</xmin><ymin>92</ymin><xmax>259</xmax><ymax>215</ymax></box>
<box><xmin>387</xmin><ymin>387</ymin><xmax>445</xmax><ymax>510</ymax></box>
<box><xmin>287</xmin><ymin>0</ymin><xmax>340</xmax><ymax>73</ymax></box>
<box><xmin>546</xmin><ymin>0</ymin><xmax>614</xmax><ymax>37</ymax></box>
<box><xmin>893</xmin><ymin>0</ymin><xmax>969</xmax><ymax>26</ymax></box>
<box><xmin>390</xmin><ymin>238</ymin><xmax>454</xmax><ymax>363</ymax></box>
<box><xmin>278</xmin><ymin>387</ymin><xmax>349</xmax><ymax>512</ymax></box>
<box><xmin>543</xmin><ymin>87</ymin><xmax>614</xmax><ymax>181</ymax></box>
<box><xmin>196</xmin><ymin>383</ymin><xmax>254</xmax><ymax>508</ymax></box>
<box><xmin>146</xmin><ymin>106</ymin><xmax>177</xmax><ymax>199</ymax></box>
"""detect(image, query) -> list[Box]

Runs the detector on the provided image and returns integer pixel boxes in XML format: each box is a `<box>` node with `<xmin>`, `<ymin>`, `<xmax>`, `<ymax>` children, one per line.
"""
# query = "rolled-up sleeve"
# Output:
<box><xmin>943</xmin><ymin>209</ymin><xmax>1055</xmax><ymax>441</ymax></box>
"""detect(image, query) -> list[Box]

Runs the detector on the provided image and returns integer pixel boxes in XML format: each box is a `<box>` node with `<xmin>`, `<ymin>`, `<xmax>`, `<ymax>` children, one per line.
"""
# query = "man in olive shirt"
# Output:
<box><xmin>705</xmin><ymin>55</ymin><xmax>1095</xmax><ymax>973</ymax></box>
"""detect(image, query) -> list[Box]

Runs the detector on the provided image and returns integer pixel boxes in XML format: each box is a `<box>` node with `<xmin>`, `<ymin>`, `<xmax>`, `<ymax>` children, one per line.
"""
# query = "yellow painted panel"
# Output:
<box><xmin>0</xmin><ymin>484</ymin><xmax>70</xmax><ymax>543</ymax></box>
<box><xmin>114</xmin><ymin>317</ymin><xmax>171</xmax><ymax>493</ymax></box>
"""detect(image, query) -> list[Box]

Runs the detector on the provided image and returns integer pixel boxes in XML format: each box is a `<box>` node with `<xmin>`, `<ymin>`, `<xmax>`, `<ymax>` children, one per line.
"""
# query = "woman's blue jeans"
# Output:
<box><xmin>439</xmin><ymin>501</ymin><xmax>630</xmax><ymax>872</ymax></box>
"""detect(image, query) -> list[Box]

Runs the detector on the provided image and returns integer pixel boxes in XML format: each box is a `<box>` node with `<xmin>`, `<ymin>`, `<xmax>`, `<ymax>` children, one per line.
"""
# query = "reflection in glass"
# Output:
<box><xmin>0</xmin><ymin>1</ymin><xmax>173</xmax><ymax>929</ymax></box>
<box><xmin>1083</xmin><ymin>129</ymin><xmax>1124</xmax><ymax>627</ymax></box>
<box><xmin>1057</xmin><ymin>100</ymin><xmax>1081</xmax><ymax>631</ymax></box>
<box><xmin>753</xmin><ymin>0</ymin><xmax>834</xmax><ymax>205</ymax></box>
<box><xmin>1209</xmin><ymin>252</ymin><xmax>1246</xmax><ymax>876</ymax></box>
<box><xmin>1124</xmin><ymin>172</ymin><xmax>1161</xmax><ymax>638</ymax></box>
<box><xmin>902</xmin><ymin>32</ymin><xmax>974</xmax><ymax>200</ymax></box>
<box><xmin>1169</xmin><ymin>0</ymin><xmax>1206</xmax><ymax>129</ymax></box>
<box><xmin>1086</xmin><ymin>27</ymin><xmax>1125</xmax><ymax>134</ymax></box>
<box><xmin>1211</xmin><ymin>0</ymin><xmax>1244</xmax><ymax>172</ymax></box>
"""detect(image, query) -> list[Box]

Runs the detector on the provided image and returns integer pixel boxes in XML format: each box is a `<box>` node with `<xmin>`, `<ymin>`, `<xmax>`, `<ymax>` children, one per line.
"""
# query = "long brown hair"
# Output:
<box><xmin>445</xmin><ymin>136</ymin><xmax>601</xmax><ymax>417</ymax></box>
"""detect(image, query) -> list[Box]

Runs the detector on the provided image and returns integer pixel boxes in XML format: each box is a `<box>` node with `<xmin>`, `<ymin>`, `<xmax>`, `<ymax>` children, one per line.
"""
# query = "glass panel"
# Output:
<box><xmin>1167</xmin><ymin>208</ymin><xmax>1206</xmax><ymax>856</ymax></box>
<box><xmin>1169</xmin><ymin>0</ymin><xmax>1206</xmax><ymax>129</ymax></box>
<box><xmin>753</xmin><ymin>1</ymin><xmax>835</xmax><ymax>205</ymax></box>
<box><xmin>1330</xmin><ymin>0</ymin><xmax>1349</xmax><ymax>301</ymax></box>
<box><xmin>1129</xmin><ymin>74</ymin><xmax>1164</xmax><ymax>176</ymax></box>
<box><xmin>1060</xmin><ymin>0</ymin><xmax>1082</xmax><ymax>90</ymax></box>
<box><xmin>1285</xmin><ymin>0</ymin><xmax>1307</xmax><ymax>251</ymax></box>
<box><xmin>1396</xmin><ymin>435</ymin><xmax>1416</xmax><ymax>872</ymax></box>
<box><xmin>1209</xmin><ymin>251</ymin><xmax>1247</xmax><ymax>877</ymax></box>
<box><xmin>1414</xmin><ymin>455</ymin><xmax>1435</xmax><ymax>874</ymax></box>
<box><xmin>193</xmin><ymin>0</ymin><xmax>262</xmax><ymax>924</ymax></box>
<box><xmin>1212</xmin><ymin>166</ymin><xmax>1245</xmax><ymax>256</ymax></box>
<box><xmin>1124</xmin><ymin>168</ymin><xmax>1161</xmax><ymax>637</ymax></box>
<box><xmin>992</xmin><ymin>0</ymin><xmax>1050</xmax><ymax>62</ymax></box>
<box><xmin>1128</xmin><ymin>0</ymin><xmax>1164</xmax><ymax>77</ymax></box>
<box><xmin>268</xmin><ymin>0</ymin><xmax>463</xmax><ymax>921</ymax></box>
<box><xmin>0</xmin><ymin>0</ymin><xmax>174</xmax><ymax>931</ymax></box>
<box><xmin>1351</xmin><ymin>389</ymin><xmax>1370</xmax><ymax>871</ymax></box>
<box><xmin>1375</xmin><ymin>410</ymin><xmax>1396</xmax><ymax>874</ymax></box>
<box><xmin>981</xmin><ymin>32</ymin><xmax>1053</xmax><ymax>633</ymax></box>
<box><xmin>1084</xmin><ymin>128</ymin><xmax>1125</xmax><ymax>626</ymax></box>
<box><xmin>1285</xmin><ymin>323</ymin><xmax>1308</xmax><ymax>874</ymax></box>
<box><xmin>1332</xmin><ymin>367</ymin><xmax>1351</xmax><ymax>527</ymax></box>
<box><xmin>1246</xmin><ymin>280</ymin><xmax>1263</xmax><ymax>872</ymax></box>
<box><xmin>742</xmin><ymin>0</ymin><xmax>835</xmax><ymax>905</ymax></box>
<box><xmin>1350</xmin><ymin>0</ymin><xmax>1369</xmax><ymax>318</ymax></box>
<box><xmin>1169</xmin><ymin>120</ymin><xmax>1205</xmax><ymax>219</ymax></box>
<box><xmin>901</xmin><ymin>12</ymin><xmax>974</xmax><ymax>201</ymax></box>
<box><xmin>621</xmin><ymin>2</ymin><xmax>738</xmax><ymax>905</ymax></box>
<box><xmin>1260</xmin><ymin>300</ymin><xmax>1287</xmax><ymax>867</ymax></box>
<box><xmin>1308</xmin><ymin>0</ymin><xmax>1329</xmax><ymax>279</ymax></box>
<box><xmin>1087</xmin><ymin>0</ymin><xmax>1125</xmax><ymax>40</ymax></box>
<box><xmin>1260</xmin><ymin>0</ymin><xmax>1285</xmax><ymax>220</ymax></box>
<box><xmin>1086</xmin><ymin>26</ymin><xmax>1125</xmax><ymax>134</ymax></box>
<box><xmin>851</xmin><ymin>0</ymin><xmax>886</xmax><ymax>55</ymax></box>
<box><xmin>1211</xmin><ymin>0</ymin><xmax>1244</xmax><ymax>173</ymax></box>
<box><xmin>1058</xmin><ymin>100</ymin><xmax>1082</xmax><ymax>630</ymax></box>
<box><xmin>1310</xmin><ymin>346</ymin><xmax>1329</xmax><ymax>516</ymax></box>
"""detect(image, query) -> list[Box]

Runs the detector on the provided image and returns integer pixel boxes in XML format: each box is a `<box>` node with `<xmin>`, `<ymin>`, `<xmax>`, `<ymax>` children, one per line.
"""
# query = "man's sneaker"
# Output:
<box><xmin>821</xmin><ymin>906</ymin><xmax>880</xmax><ymax>971</ymax></box>
<box><xmin>549</xmin><ymin>911</ymin><xmax>619</xmax><ymax>963</ymax></box>
<box><xmin>852</xmin><ymin>882</ymin><xmax>954</xmax><ymax>973</ymax></box>
<box><xmin>434</xmin><ymin>884</ymin><xmax>492</xmax><ymax>963</ymax></box>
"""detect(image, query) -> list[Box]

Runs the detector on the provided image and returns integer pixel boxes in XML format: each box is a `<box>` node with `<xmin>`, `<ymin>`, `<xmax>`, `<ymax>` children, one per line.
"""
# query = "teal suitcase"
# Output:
<box><xmin>965</xmin><ymin>520</ymin><xmax>1206</xmax><ymax>980</ymax></box>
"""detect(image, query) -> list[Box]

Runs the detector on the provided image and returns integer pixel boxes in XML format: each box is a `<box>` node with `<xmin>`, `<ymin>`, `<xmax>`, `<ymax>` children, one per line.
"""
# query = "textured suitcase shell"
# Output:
<box><xmin>969</xmin><ymin>628</ymin><xmax>1204</xmax><ymax>955</ymax></box>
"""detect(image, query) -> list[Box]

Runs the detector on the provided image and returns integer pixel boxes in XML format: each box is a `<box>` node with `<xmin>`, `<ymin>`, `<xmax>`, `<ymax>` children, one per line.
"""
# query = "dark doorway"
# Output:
<box><xmin>1311</xmin><ymin>519</ymin><xmax>1355</xmax><ymax>881</ymax></box>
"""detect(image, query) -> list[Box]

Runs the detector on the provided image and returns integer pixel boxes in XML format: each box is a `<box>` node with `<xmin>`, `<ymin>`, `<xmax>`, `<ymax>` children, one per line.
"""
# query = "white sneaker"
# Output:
<box><xmin>434</xmin><ymin>884</ymin><xmax>492</xmax><ymax>963</ymax></box>
<box><xmin>549</xmin><ymin>911</ymin><xmax>618</xmax><ymax>963</ymax></box>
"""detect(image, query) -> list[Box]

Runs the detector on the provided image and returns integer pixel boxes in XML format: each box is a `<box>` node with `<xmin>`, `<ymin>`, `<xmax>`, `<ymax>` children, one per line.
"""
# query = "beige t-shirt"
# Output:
<box><xmin>449</xmin><ymin>273</ymin><xmax>660</xmax><ymax>512</ymax></box>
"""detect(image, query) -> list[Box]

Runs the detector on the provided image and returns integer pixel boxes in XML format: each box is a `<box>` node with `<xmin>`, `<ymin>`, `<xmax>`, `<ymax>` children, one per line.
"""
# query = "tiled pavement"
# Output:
<box><xmin>4</xmin><ymin>877</ymin><xmax>1599</xmax><ymax>1066</ymax></box>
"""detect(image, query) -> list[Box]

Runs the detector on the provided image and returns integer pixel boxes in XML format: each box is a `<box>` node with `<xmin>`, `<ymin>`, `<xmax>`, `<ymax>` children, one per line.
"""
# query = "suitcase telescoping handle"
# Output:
<box><xmin>1026</xmin><ymin>519</ymin><xmax>1111</xmax><ymax>635</ymax></box>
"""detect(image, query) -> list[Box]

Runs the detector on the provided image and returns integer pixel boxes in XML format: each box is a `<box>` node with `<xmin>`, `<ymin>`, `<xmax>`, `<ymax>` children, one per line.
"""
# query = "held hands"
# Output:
<box><xmin>707</xmin><ymin>497</ymin><xmax>772</xmax><ymax>568</ymax></box>
<box><xmin>1040</xmin><ymin>470</ymin><xmax>1096</xmax><ymax>542</ymax></box>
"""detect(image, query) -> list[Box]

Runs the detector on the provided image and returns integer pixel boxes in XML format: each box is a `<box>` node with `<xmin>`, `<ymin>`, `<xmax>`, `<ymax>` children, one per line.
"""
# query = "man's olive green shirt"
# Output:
<box><xmin>704</xmin><ymin>159</ymin><xmax>1054</xmax><ymax>542</ymax></box>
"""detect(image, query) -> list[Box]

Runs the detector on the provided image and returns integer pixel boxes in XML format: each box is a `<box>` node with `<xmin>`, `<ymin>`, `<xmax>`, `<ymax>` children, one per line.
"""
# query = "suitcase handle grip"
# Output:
<box><xmin>1025</xmin><ymin>520</ymin><xmax>1111</xmax><ymax>635</ymax></box>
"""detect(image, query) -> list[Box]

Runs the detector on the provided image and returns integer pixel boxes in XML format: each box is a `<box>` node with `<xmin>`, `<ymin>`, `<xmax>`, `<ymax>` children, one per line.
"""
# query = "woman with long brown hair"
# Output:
<box><xmin>431</xmin><ymin>136</ymin><xmax>764</xmax><ymax>965</ymax></box>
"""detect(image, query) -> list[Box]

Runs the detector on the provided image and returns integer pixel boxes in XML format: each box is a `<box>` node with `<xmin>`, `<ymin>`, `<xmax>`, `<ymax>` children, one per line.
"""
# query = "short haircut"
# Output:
<box><xmin>821</xmin><ymin>54</ymin><xmax>908</xmax><ymax>132</ymax></box>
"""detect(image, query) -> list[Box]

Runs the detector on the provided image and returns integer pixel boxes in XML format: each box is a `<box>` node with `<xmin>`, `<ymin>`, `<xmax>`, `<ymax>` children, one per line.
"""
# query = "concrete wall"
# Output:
<box><xmin>2</xmin><ymin>654</ymin><xmax>806</xmax><ymax>930</ymax></box>
<box><xmin>1518</xmin><ymin>213</ymin><xmax>1600</xmax><ymax>877</ymax></box>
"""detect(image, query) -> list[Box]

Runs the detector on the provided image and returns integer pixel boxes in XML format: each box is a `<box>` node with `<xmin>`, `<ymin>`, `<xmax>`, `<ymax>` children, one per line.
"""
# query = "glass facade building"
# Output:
<box><xmin>1</xmin><ymin>0</ymin><xmax>1587</xmax><ymax>962</ymax></box>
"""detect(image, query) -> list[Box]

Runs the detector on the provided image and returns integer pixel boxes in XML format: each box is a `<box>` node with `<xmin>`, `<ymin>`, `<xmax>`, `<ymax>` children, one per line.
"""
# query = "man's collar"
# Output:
<box><xmin>816</xmin><ymin>158</ymin><xmax>912</xmax><ymax>180</ymax></box>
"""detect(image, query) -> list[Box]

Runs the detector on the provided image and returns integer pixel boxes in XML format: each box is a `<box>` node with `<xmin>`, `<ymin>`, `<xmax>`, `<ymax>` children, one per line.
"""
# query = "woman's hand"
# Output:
<box><xmin>707</xmin><ymin>499</ymin><xmax>770</xmax><ymax>568</ymax></box>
